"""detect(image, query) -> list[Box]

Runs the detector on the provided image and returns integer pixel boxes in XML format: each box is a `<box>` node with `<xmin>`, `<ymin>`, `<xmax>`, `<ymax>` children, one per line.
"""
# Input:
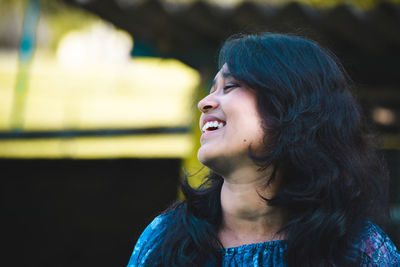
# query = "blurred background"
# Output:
<box><xmin>0</xmin><ymin>0</ymin><xmax>399</xmax><ymax>266</ymax></box>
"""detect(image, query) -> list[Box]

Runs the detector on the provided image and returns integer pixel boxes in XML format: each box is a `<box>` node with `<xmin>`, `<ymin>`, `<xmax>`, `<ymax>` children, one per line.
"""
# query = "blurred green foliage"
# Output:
<box><xmin>127</xmin><ymin>0</ymin><xmax>400</xmax><ymax>9</ymax></box>
<box><xmin>3</xmin><ymin>0</ymin><xmax>400</xmax><ymax>11</ymax></box>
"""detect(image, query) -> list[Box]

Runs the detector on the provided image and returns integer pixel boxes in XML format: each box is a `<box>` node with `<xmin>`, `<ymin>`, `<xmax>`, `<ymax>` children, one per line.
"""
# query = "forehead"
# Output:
<box><xmin>211</xmin><ymin>64</ymin><xmax>234</xmax><ymax>87</ymax></box>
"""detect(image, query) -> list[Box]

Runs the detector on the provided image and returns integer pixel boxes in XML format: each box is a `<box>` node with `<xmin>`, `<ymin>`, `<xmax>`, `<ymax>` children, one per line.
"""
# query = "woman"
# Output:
<box><xmin>128</xmin><ymin>33</ymin><xmax>400</xmax><ymax>266</ymax></box>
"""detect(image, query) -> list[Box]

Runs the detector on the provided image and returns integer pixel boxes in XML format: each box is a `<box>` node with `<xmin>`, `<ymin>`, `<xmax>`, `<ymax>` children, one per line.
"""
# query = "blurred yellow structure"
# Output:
<box><xmin>0</xmin><ymin>134</ymin><xmax>193</xmax><ymax>158</ymax></box>
<box><xmin>0</xmin><ymin>50</ymin><xmax>200</xmax><ymax>158</ymax></box>
<box><xmin>2</xmin><ymin>54</ymin><xmax>199</xmax><ymax>131</ymax></box>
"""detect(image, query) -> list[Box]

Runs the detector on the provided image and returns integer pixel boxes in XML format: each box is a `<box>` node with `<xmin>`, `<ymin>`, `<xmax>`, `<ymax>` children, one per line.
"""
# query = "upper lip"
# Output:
<box><xmin>201</xmin><ymin>115</ymin><xmax>226</xmax><ymax>130</ymax></box>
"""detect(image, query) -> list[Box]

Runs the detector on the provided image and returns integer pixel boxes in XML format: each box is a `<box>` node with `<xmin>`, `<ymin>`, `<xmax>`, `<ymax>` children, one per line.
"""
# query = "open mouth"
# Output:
<box><xmin>201</xmin><ymin>120</ymin><xmax>226</xmax><ymax>133</ymax></box>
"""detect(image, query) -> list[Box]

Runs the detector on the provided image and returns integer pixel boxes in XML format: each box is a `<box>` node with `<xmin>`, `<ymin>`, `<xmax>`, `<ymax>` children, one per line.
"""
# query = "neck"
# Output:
<box><xmin>218</xmin><ymin>166</ymin><xmax>286</xmax><ymax>247</ymax></box>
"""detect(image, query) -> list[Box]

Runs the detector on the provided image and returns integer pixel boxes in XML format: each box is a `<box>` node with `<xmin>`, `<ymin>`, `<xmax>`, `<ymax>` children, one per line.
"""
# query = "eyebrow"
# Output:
<box><xmin>210</xmin><ymin>71</ymin><xmax>234</xmax><ymax>88</ymax></box>
<box><xmin>222</xmin><ymin>71</ymin><xmax>234</xmax><ymax>79</ymax></box>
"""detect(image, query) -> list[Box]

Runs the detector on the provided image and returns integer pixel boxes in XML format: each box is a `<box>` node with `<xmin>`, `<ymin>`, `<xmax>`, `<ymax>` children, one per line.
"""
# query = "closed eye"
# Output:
<box><xmin>223</xmin><ymin>83</ymin><xmax>240</xmax><ymax>91</ymax></box>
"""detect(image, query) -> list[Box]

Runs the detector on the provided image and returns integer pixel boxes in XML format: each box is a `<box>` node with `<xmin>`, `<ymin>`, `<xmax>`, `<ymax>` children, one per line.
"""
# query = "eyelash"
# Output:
<box><xmin>208</xmin><ymin>82</ymin><xmax>240</xmax><ymax>94</ymax></box>
<box><xmin>223</xmin><ymin>83</ymin><xmax>239</xmax><ymax>91</ymax></box>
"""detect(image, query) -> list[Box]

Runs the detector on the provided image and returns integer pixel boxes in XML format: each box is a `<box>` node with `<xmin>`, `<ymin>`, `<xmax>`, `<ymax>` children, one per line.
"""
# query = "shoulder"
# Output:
<box><xmin>355</xmin><ymin>220</ymin><xmax>400</xmax><ymax>266</ymax></box>
<box><xmin>127</xmin><ymin>208</ymin><xmax>179</xmax><ymax>267</ymax></box>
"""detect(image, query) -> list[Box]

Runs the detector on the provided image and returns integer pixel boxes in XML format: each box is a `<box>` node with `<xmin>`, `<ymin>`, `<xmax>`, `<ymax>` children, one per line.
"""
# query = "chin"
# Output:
<box><xmin>197</xmin><ymin>147</ymin><xmax>212</xmax><ymax>166</ymax></box>
<box><xmin>197</xmin><ymin>148</ymin><xmax>230</xmax><ymax>176</ymax></box>
<box><xmin>198</xmin><ymin>149</ymin><xmax>216</xmax><ymax>167</ymax></box>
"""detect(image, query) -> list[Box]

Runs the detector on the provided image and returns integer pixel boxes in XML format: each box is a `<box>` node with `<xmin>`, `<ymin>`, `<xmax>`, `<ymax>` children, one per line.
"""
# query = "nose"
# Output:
<box><xmin>198</xmin><ymin>94</ymin><xmax>219</xmax><ymax>113</ymax></box>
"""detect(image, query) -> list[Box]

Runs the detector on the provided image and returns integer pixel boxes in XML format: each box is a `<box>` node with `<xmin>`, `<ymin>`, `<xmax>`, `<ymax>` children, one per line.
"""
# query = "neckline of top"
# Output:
<box><xmin>222</xmin><ymin>239</ymin><xmax>287</xmax><ymax>254</ymax></box>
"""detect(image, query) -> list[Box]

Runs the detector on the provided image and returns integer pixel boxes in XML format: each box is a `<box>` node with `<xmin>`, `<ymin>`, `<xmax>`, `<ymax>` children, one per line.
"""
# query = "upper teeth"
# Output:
<box><xmin>202</xmin><ymin>121</ymin><xmax>224</xmax><ymax>132</ymax></box>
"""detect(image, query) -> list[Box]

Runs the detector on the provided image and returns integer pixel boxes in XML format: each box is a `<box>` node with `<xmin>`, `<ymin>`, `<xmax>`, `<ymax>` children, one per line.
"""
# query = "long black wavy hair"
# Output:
<box><xmin>147</xmin><ymin>33</ymin><xmax>389</xmax><ymax>266</ymax></box>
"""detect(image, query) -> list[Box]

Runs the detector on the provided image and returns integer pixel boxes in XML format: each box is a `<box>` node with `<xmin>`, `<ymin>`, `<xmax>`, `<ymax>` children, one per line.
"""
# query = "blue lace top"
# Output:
<box><xmin>128</xmin><ymin>211</ymin><xmax>400</xmax><ymax>266</ymax></box>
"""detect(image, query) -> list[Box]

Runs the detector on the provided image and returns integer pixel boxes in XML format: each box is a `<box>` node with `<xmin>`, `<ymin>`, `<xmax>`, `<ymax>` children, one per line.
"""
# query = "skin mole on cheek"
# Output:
<box><xmin>243</xmin><ymin>139</ymin><xmax>247</xmax><ymax>142</ymax></box>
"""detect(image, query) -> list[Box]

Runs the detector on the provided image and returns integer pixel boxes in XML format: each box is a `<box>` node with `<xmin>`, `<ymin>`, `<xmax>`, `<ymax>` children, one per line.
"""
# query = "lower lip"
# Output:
<box><xmin>201</xmin><ymin>127</ymin><xmax>224</xmax><ymax>139</ymax></box>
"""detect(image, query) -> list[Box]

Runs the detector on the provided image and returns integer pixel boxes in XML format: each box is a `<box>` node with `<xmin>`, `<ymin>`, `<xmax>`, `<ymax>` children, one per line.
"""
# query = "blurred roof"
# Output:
<box><xmin>62</xmin><ymin>0</ymin><xmax>400</xmax><ymax>86</ymax></box>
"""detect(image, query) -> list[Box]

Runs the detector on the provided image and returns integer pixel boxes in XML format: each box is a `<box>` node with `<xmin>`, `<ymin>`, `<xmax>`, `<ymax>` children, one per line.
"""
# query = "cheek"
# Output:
<box><xmin>243</xmin><ymin>116</ymin><xmax>265</xmax><ymax>148</ymax></box>
<box><xmin>228</xmin><ymin>106</ymin><xmax>263</xmax><ymax>139</ymax></box>
<box><xmin>226</xmin><ymin>118</ymin><xmax>264</xmax><ymax>155</ymax></box>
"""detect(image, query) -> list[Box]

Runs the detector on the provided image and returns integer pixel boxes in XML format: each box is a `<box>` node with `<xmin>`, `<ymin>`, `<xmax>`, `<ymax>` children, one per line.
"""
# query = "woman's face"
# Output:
<box><xmin>197</xmin><ymin>64</ymin><xmax>265</xmax><ymax>175</ymax></box>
